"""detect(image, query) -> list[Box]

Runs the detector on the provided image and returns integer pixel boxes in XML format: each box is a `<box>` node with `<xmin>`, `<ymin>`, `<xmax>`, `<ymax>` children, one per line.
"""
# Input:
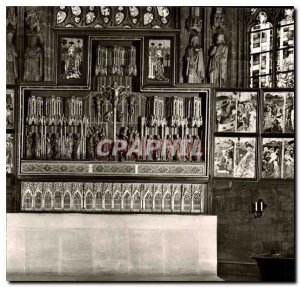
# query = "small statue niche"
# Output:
<box><xmin>24</xmin><ymin>35</ymin><xmax>44</xmax><ymax>81</ymax></box>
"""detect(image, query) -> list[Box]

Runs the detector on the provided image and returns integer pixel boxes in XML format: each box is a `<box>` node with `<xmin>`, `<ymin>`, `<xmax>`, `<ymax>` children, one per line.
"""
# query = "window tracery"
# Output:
<box><xmin>249</xmin><ymin>8</ymin><xmax>294</xmax><ymax>88</ymax></box>
<box><xmin>55</xmin><ymin>6</ymin><xmax>174</xmax><ymax>29</ymax></box>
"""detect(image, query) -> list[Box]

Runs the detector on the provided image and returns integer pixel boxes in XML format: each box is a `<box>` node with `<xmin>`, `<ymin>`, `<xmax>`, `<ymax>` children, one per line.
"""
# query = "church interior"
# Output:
<box><xmin>6</xmin><ymin>6</ymin><xmax>295</xmax><ymax>282</ymax></box>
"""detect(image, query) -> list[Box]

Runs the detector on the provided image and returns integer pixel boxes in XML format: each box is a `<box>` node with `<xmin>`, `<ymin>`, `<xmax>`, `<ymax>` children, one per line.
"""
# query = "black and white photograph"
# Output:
<box><xmin>3</xmin><ymin>5</ymin><xmax>295</xmax><ymax>284</ymax></box>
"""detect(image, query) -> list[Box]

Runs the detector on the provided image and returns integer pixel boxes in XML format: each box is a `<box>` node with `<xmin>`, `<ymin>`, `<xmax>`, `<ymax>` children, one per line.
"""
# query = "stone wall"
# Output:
<box><xmin>212</xmin><ymin>181</ymin><xmax>294</xmax><ymax>277</ymax></box>
<box><xmin>7</xmin><ymin>214</ymin><xmax>218</xmax><ymax>280</ymax></box>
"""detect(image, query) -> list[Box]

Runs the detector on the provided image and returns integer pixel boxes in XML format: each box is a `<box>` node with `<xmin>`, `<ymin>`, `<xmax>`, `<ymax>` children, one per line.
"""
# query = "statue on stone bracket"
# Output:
<box><xmin>24</xmin><ymin>35</ymin><xmax>44</xmax><ymax>81</ymax></box>
<box><xmin>184</xmin><ymin>9</ymin><xmax>205</xmax><ymax>84</ymax></box>
<box><xmin>185</xmin><ymin>35</ymin><xmax>205</xmax><ymax>83</ymax></box>
<box><xmin>208</xmin><ymin>33</ymin><xmax>228</xmax><ymax>87</ymax></box>
<box><xmin>209</xmin><ymin>8</ymin><xmax>228</xmax><ymax>87</ymax></box>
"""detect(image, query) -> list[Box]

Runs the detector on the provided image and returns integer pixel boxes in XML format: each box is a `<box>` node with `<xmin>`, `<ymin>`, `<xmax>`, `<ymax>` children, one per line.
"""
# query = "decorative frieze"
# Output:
<box><xmin>20</xmin><ymin>161</ymin><xmax>207</xmax><ymax>177</ymax></box>
<box><xmin>21</xmin><ymin>182</ymin><xmax>206</xmax><ymax>213</ymax></box>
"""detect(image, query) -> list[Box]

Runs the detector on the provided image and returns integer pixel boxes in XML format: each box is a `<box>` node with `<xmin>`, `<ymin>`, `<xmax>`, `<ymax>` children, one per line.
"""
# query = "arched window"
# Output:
<box><xmin>95</xmin><ymin>192</ymin><xmax>102</xmax><ymax>210</ymax></box>
<box><xmin>85</xmin><ymin>192</ymin><xmax>93</xmax><ymax>210</ymax></box>
<box><xmin>54</xmin><ymin>192</ymin><xmax>62</xmax><ymax>210</ymax></box>
<box><xmin>249</xmin><ymin>9</ymin><xmax>294</xmax><ymax>88</ymax></box>
<box><xmin>64</xmin><ymin>193</ymin><xmax>71</xmax><ymax>210</ymax></box>
<box><xmin>73</xmin><ymin>193</ymin><xmax>81</xmax><ymax>210</ymax></box>
<box><xmin>34</xmin><ymin>192</ymin><xmax>42</xmax><ymax>210</ymax></box>
<box><xmin>24</xmin><ymin>192</ymin><xmax>33</xmax><ymax>210</ymax></box>
<box><xmin>44</xmin><ymin>192</ymin><xmax>52</xmax><ymax>210</ymax></box>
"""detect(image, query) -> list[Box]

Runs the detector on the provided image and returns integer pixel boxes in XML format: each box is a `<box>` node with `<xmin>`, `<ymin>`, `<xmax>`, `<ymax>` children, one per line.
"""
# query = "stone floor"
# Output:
<box><xmin>7</xmin><ymin>273</ymin><xmax>263</xmax><ymax>282</ymax></box>
<box><xmin>7</xmin><ymin>274</ymin><xmax>223</xmax><ymax>282</ymax></box>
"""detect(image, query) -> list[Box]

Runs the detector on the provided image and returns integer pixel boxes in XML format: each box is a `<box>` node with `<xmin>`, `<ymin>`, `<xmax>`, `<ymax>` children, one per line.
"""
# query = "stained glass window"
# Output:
<box><xmin>249</xmin><ymin>9</ymin><xmax>294</xmax><ymax>88</ymax></box>
<box><xmin>250</xmin><ymin>12</ymin><xmax>273</xmax><ymax>88</ymax></box>
<box><xmin>276</xmin><ymin>9</ymin><xmax>294</xmax><ymax>88</ymax></box>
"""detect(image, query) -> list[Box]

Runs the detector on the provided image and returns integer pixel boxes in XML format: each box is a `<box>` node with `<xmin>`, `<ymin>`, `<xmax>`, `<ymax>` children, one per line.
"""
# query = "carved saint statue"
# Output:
<box><xmin>24</xmin><ymin>35</ymin><xmax>44</xmax><ymax>81</ymax></box>
<box><xmin>185</xmin><ymin>35</ymin><xmax>205</xmax><ymax>83</ymax></box>
<box><xmin>53</xmin><ymin>133</ymin><xmax>61</xmax><ymax>159</ymax></box>
<box><xmin>65</xmin><ymin>133</ymin><xmax>74</xmax><ymax>160</ymax></box>
<box><xmin>34</xmin><ymin>133</ymin><xmax>41</xmax><ymax>159</ymax></box>
<box><xmin>6</xmin><ymin>25</ymin><xmax>18</xmax><ymax>85</ymax></box>
<box><xmin>46</xmin><ymin>133</ymin><xmax>53</xmax><ymax>159</ymax></box>
<box><xmin>209</xmin><ymin>33</ymin><xmax>228</xmax><ymax>87</ymax></box>
<box><xmin>26</xmin><ymin>132</ymin><xmax>33</xmax><ymax>159</ymax></box>
<box><xmin>73</xmin><ymin>134</ymin><xmax>81</xmax><ymax>160</ymax></box>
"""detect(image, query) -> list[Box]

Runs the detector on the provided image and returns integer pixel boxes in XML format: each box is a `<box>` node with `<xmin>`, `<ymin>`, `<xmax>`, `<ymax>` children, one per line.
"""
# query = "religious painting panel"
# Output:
<box><xmin>143</xmin><ymin>37</ymin><xmax>174</xmax><ymax>88</ymax></box>
<box><xmin>215</xmin><ymin>91</ymin><xmax>258</xmax><ymax>133</ymax></box>
<box><xmin>6</xmin><ymin>133</ymin><xmax>14</xmax><ymax>175</ymax></box>
<box><xmin>6</xmin><ymin>89</ymin><xmax>14</xmax><ymax>130</ymax></box>
<box><xmin>57</xmin><ymin>35</ymin><xmax>88</xmax><ymax>85</ymax></box>
<box><xmin>262</xmin><ymin>137</ymin><xmax>294</xmax><ymax>179</ymax></box>
<box><xmin>262</xmin><ymin>91</ymin><xmax>294</xmax><ymax>133</ymax></box>
<box><xmin>214</xmin><ymin>137</ymin><xmax>256</xmax><ymax>179</ymax></box>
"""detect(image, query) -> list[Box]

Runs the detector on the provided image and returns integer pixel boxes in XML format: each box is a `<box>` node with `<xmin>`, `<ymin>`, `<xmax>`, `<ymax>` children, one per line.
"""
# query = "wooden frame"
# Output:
<box><xmin>214</xmin><ymin>88</ymin><xmax>259</xmax><ymax>135</ymax></box>
<box><xmin>142</xmin><ymin>36</ymin><xmax>175</xmax><ymax>89</ymax></box>
<box><xmin>56</xmin><ymin>34</ymin><xmax>88</xmax><ymax>85</ymax></box>
<box><xmin>17</xmin><ymin>86</ymin><xmax>210</xmax><ymax>181</ymax></box>
<box><xmin>261</xmin><ymin>89</ymin><xmax>294</xmax><ymax>135</ymax></box>
<box><xmin>260</xmin><ymin>88</ymin><xmax>295</xmax><ymax>181</ymax></box>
